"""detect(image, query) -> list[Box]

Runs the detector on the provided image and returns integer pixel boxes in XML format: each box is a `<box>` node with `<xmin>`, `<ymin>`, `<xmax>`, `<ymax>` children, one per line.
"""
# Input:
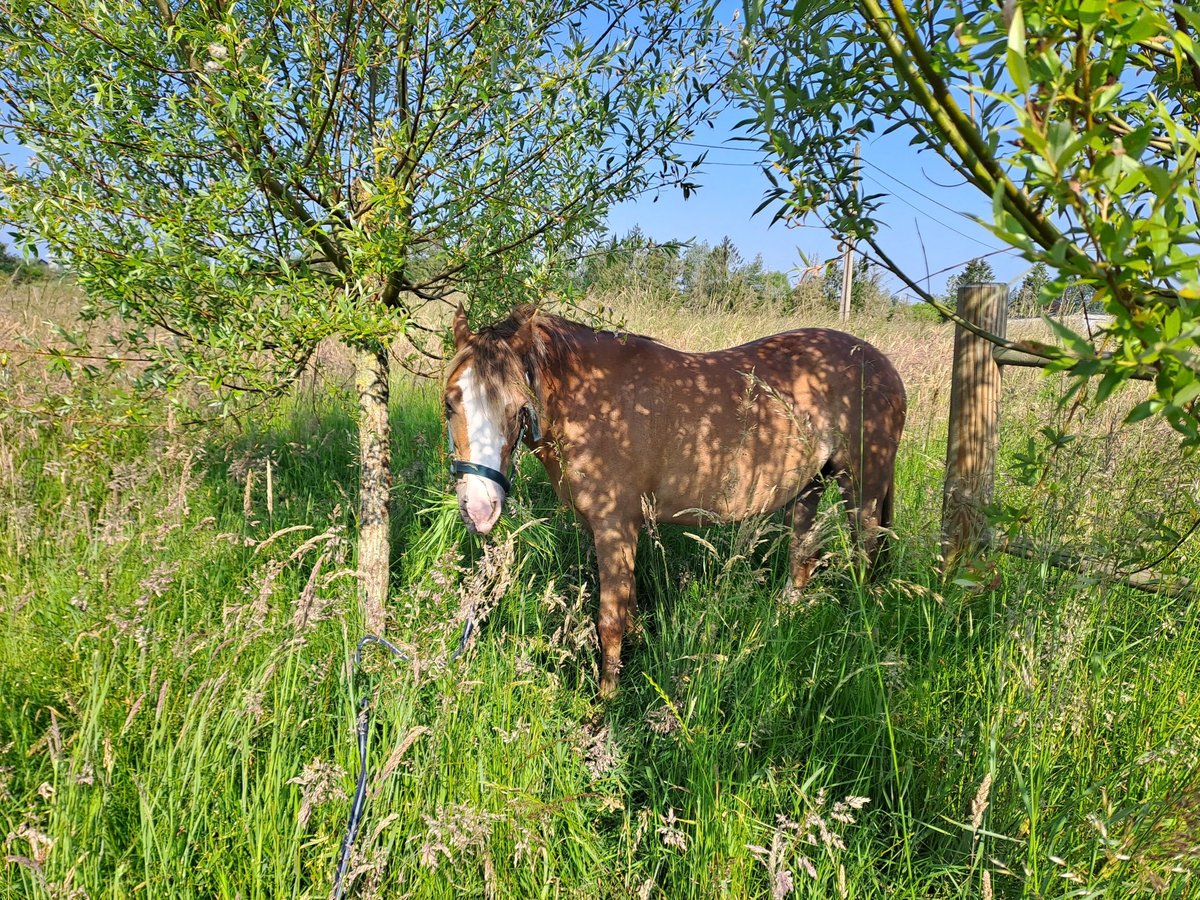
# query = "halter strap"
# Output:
<box><xmin>446</xmin><ymin>401</ymin><xmax>540</xmax><ymax>494</ymax></box>
<box><xmin>449</xmin><ymin>460</ymin><xmax>512</xmax><ymax>494</ymax></box>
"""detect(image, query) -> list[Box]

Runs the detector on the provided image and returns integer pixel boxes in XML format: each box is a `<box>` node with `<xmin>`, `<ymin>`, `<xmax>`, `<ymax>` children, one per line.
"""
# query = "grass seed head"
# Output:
<box><xmin>286</xmin><ymin>758</ymin><xmax>348</xmax><ymax>830</ymax></box>
<box><xmin>657</xmin><ymin>808</ymin><xmax>688</xmax><ymax>853</ymax></box>
<box><xmin>645</xmin><ymin>705</ymin><xmax>679</xmax><ymax>736</ymax></box>
<box><xmin>577</xmin><ymin>720</ymin><xmax>621</xmax><ymax>779</ymax></box>
<box><xmin>419</xmin><ymin>803</ymin><xmax>503</xmax><ymax>870</ymax></box>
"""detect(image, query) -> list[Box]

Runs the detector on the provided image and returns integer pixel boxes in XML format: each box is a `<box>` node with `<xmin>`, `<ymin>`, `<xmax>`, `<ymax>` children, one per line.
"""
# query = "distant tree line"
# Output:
<box><xmin>578</xmin><ymin>236</ymin><xmax>1107</xmax><ymax>323</ymax></box>
<box><xmin>940</xmin><ymin>257</ymin><xmax>1101</xmax><ymax>318</ymax></box>
<box><xmin>0</xmin><ymin>244</ymin><xmax>48</xmax><ymax>284</ymax></box>
<box><xmin>575</xmin><ymin>228</ymin><xmax>902</xmax><ymax>315</ymax></box>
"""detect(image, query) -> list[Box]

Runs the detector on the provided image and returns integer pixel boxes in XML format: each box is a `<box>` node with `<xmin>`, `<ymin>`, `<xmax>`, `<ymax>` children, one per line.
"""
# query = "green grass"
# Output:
<box><xmin>3</xmin><ymin>349</ymin><xmax>1200</xmax><ymax>898</ymax></box>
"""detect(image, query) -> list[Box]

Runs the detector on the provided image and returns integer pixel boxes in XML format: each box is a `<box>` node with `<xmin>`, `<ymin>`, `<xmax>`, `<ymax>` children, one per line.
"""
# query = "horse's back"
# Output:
<box><xmin>543</xmin><ymin>325</ymin><xmax>905</xmax><ymax>527</ymax></box>
<box><xmin>722</xmin><ymin>327</ymin><xmax>903</xmax><ymax>394</ymax></box>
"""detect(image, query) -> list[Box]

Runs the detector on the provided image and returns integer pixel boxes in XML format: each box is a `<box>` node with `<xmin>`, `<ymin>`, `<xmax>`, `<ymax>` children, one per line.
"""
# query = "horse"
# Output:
<box><xmin>443</xmin><ymin>304</ymin><xmax>906</xmax><ymax>696</ymax></box>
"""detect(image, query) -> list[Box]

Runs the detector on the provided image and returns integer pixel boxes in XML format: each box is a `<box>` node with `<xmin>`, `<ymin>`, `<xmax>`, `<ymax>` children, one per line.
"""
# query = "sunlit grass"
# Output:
<box><xmin>3</xmin><ymin>300</ymin><xmax>1200</xmax><ymax>898</ymax></box>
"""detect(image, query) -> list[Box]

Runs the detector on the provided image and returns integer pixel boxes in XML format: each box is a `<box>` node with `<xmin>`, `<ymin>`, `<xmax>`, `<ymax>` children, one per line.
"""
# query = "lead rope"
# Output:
<box><xmin>335</xmin><ymin>382</ymin><xmax>539</xmax><ymax>895</ymax></box>
<box><xmin>331</xmin><ymin>611</ymin><xmax>476</xmax><ymax>900</ymax></box>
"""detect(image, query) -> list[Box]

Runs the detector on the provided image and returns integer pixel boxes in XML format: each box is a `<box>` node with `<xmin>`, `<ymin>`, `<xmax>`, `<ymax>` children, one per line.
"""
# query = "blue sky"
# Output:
<box><xmin>607</xmin><ymin>108</ymin><xmax>1030</xmax><ymax>298</ymax></box>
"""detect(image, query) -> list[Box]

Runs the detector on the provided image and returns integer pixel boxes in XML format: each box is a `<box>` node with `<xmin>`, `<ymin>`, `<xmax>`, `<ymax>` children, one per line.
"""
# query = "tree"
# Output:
<box><xmin>740</xmin><ymin>0</ymin><xmax>1200</xmax><ymax>443</ymax></box>
<box><xmin>1009</xmin><ymin>262</ymin><xmax>1050</xmax><ymax>317</ymax></box>
<box><xmin>575</xmin><ymin>231</ymin><xmax>796</xmax><ymax>311</ymax></box>
<box><xmin>0</xmin><ymin>242</ymin><xmax>44</xmax><ymax>283</ymax></box>
<box><xmin>821</xmin><ymin>255</ymin><xmax>893</xmax><ymax>313</ymax></box>
<box><xmin>682</xmin><ymin>235</ymin><xmax>744</xmax><ymax>308</ymax></box>
<box><xmin>943</xmin><ymin>258</ymin><xmax>997</xmax><ymax>312</ymax></box>
<box><xmin>678</xmin><ymin>236</ymin><xmax>800</xmax><ymax>311</ymax></box>
<box><xmin>575</xmin><ymin>228</ymin><xmax>685</xmax><ymax>306</ymax></box>
<box><xmin>0</xmin><ymin>0</ymin><xmax>724</xmax><ymax>630</ymax></box>
<box><xmin>750</xmin><ymin>260</ymin><xmax>793</xmax><ymax>308</ymax></box>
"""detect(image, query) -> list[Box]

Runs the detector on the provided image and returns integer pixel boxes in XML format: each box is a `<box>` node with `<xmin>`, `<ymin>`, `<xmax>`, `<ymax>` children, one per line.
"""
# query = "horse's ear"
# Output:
<box><xmin>452</xmin><ymin>302</ymin><xmax>471</xmax><ymax>348</ymax></box>
<box><xmin>509</xmin><ymin>304</ymin><xmax>538</xmax><ymax>356</ymax></box>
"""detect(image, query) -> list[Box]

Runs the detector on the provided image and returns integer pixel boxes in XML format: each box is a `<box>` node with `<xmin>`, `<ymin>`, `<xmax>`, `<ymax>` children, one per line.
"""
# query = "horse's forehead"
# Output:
<box><xmin>445</xmin><ymin>357</ymin><xmax>469</xmax><ymax>392</ymax></box>
<box><xmin>449</xmin><ymin>346</ymin><xmax>517</xmax><ymax>399</ymax></box>
<box><xmin>446</xmin><ymin>354</ymin><xmax>483</xmax><ymax>396</ymax></box>
<box><xmin>448</xmin><ymin>361</ymin><xmax>507</xmax><ymax>417</ymax></box>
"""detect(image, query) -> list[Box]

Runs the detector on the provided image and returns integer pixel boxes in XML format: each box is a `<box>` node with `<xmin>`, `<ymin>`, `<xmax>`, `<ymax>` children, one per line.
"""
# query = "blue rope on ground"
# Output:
<box><xmin>331</xmin><ymin>613</ymin><xmax>475</xmax><ymax>900</ymax></box>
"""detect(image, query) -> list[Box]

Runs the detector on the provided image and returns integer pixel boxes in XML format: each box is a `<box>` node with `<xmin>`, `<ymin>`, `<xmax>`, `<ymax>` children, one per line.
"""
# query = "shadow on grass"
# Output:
<box><xmin>200</xmin><ymin>379</ymin><xmax>467</xmax><ymax>582</ymax></box>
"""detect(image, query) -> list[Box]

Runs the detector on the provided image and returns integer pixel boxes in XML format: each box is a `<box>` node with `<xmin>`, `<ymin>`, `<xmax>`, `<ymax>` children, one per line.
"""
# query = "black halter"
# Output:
<box><xmin>450</xmin><ymin>458</ymin><xmax>513</xmax><ymax>495</ymax></box>
<box><xmin>447</xmin><ymin>402</ymin><xmax>542</xmax><ymax>496</ymax></box>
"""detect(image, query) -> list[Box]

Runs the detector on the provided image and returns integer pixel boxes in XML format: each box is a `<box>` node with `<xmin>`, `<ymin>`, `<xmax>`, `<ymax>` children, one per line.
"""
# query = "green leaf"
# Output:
<box><xmin>1125</xmin><ymin>399</ymin><xmax>1159</xmax><ymax>424</ymax></box>
<box><xmin>1078</xmin><ymin>0</ymin><xmax>1107</xmax><ymax>26</ymax></box>
<box><xmin>1093</xmin><ymin>369</ymin><xmax>1125</xmax><ymax>406</ymax></box>
<box><xmin>1044</xmin><ymin>316</ymin><xmax>1093</xmax><ymax>358</ymax></box>
<box><xmin>1006</xmin><ymin>4</ymin><xmax>1029</xmax><ymax>95</ymax></box>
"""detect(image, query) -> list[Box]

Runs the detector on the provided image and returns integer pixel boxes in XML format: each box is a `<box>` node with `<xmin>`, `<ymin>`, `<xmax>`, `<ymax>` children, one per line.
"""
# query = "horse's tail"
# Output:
<box><xmin>880</xmin><ymin>480</ymin><xmax>894</xmax><ymax>533</ymax></box>
<box><xmin>870</xmin><ymin>480</ymin><xmax>896</xmax><ymax>580</ymax></box>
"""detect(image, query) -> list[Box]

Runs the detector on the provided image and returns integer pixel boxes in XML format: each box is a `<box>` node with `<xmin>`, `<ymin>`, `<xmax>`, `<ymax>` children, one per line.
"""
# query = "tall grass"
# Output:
<box><xmin>3</xmin><ymin>295</ymin><xmax>1199</xmax><ymax>898</ymax></box>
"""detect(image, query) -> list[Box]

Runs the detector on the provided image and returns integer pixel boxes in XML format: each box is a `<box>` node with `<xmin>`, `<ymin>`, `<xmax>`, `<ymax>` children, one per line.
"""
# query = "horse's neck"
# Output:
<box><xmin>533</xmin><ymin>326</ymin><xmax>639</xmax><ymax>430</ymax></box>
<box><xmin>530</xmin><ymin>323</ymin><xmax>602</xmax><ymax>431</ymax></box>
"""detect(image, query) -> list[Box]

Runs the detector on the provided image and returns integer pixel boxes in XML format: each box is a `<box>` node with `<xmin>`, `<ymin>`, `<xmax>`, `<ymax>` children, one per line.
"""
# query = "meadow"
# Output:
<box><xmin>3</xmin><ymin>283</ymin><xmax>1200</xmax><ymax>899</ymax></box>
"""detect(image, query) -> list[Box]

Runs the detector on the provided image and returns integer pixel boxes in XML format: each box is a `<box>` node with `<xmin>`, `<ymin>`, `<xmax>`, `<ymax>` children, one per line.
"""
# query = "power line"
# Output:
<box><xmin>871</xmin><ymin>245</ymin><xmax>1018</xmax><ymax>293</ymax></box>
<box><xmin>679</xmin><ymin>140</ymin><xmax>1007</xmax><ymax>248</ymax></box>
<box><xmin>674</xmin><ymin>135</ymin><xmax>1022</xmax><ymax>291</ymax></box>
<box><xmin>688</xmin><ymin>158</ymin><xmax>766</xmax><ymax>166</ymax></box>
<box><xmin>679</xmin><ymin>139</ymin><xmax>762</xmax><ymax>152</ymax></box>
<box><xmin>860</xmin><ymin>173</ymin><xmax>1002</xmax><ymax>251</ymax></box>
<box><xmin>858</xmin><ymin>156</ymin><xmax>984</xmax><ymax>226</ymax></box>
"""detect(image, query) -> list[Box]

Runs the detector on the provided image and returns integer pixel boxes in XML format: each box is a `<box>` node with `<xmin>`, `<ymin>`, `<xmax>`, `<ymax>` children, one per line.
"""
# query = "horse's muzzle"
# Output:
<box><xmin>456</xmin><ymin>475</ymin><xmax>505</xmax><ymax>534</ymax></box>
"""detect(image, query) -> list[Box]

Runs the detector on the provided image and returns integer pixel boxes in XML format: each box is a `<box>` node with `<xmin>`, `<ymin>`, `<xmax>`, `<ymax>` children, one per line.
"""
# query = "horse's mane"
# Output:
<box><xmin>451</xmin><ymin>304</ymin><xmax>658</xmax><ymax>404</ymax></box>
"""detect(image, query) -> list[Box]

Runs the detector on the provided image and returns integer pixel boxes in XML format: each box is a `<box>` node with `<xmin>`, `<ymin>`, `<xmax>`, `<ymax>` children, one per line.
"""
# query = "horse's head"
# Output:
<box><xmin>443</xmin><ymin>303</ymin><xmax>541</xmax><ymax>534</ymax></box>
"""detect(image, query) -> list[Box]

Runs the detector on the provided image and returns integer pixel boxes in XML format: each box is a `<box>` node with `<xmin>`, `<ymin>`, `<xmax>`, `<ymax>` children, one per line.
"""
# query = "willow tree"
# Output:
<box><xmin>740</xmin><ymin>0</ymin><xmax>1200</xmax><ymax>442</ymax></box>
<box><xmin>0</xmin><ymin>0</ymin><xmax>723</xmax><ymax>630</ymax></box>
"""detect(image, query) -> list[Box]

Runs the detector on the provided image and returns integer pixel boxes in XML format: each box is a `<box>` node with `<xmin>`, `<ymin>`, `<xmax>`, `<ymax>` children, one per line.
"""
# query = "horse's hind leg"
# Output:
<box><xmin>873</xmin><ymin>483</ymin><xmax>896</xmax><ymax>575</ymax></box>
<box><xmin>834</xmin><ymin>460</ymin><xmax>895</xmax><ymax>574</ymax></box>
<box><xmin>786</xmin><ymin>477</ymin><xmax>827</xmax><ymax>593</ymax></box>
<box><xmin>593</xmin><ymin>520</ymin><xmax>639</xmax><ymax>698</ymax></box>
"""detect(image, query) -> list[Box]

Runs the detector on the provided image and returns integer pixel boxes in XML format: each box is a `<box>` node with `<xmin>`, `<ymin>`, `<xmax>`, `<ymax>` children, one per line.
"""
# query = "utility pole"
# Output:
<box><xmin>839</xmin><ymin>142</ymin><xmax>860</xmax><ymax>324</ymax></box>
<box><xmin>839</xmin><ymin>240</ymin><xmax>853</xmax><ymax>323</ymax></box>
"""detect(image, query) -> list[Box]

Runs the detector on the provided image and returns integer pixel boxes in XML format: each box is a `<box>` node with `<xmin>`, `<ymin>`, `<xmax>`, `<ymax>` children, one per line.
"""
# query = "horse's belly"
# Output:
<box><xmin>656</xmin><ymin>475</ymin><xmax>808</xmax><ymax>524</ymax></box>
<box><xmin>654</xmin><ymin>428</ymin><xmax>828</xmax><ymax>524</ymax></box>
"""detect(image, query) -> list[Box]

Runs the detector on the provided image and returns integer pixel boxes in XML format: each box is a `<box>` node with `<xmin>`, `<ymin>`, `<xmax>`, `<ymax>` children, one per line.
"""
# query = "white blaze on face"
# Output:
<box><xmin>456</xmin><ymin>366</ymin><xmax>507</xmax><ymax>534</ymax></box>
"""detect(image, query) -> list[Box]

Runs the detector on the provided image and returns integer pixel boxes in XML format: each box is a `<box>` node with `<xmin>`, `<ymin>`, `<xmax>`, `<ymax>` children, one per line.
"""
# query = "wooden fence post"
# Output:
<box><xmin>941</xmin><ymin>282</ymin><xmax>1008</xmax><ymax>566</ymax></box>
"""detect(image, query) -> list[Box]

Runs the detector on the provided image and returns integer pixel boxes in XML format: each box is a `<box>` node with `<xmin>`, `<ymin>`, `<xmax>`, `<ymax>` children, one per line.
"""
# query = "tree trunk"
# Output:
<box><xmin>355</xmin><ymin>343</ymin><xmax>391</xmax><ymax>635</ymax></box>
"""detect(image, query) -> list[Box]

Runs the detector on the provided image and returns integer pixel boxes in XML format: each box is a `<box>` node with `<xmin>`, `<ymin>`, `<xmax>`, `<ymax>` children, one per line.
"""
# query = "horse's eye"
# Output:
<box><xmin>444</xmin><ymin>402</ymin><xmax>453</xmax><ymax>419</ymax></box>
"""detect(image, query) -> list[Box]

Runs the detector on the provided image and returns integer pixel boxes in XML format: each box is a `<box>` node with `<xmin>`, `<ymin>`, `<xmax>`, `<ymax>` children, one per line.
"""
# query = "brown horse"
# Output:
<box><xmin>444</xmin><ymin>304</ymin><xmax>906</xmax><ymax>695</ymax></box>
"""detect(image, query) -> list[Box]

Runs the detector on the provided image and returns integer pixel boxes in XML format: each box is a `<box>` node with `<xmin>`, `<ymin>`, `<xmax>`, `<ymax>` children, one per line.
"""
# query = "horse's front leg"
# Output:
<box><xmin>593</xmin><ymin>521</ymin><xmax>639</xmax><ymax>698</ymax></box>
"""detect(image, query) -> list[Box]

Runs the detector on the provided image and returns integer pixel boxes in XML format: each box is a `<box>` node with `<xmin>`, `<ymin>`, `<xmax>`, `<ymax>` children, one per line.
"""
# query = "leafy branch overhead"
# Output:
<box><xmin>739</xmin><ymin>0</ymin><xmax>1200</xmax><ymax>443</ymax></box>
<box><xmin>0</xmin><ymin>0</ymin><xmax>724</xmax><ymax>395</ymax></box>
